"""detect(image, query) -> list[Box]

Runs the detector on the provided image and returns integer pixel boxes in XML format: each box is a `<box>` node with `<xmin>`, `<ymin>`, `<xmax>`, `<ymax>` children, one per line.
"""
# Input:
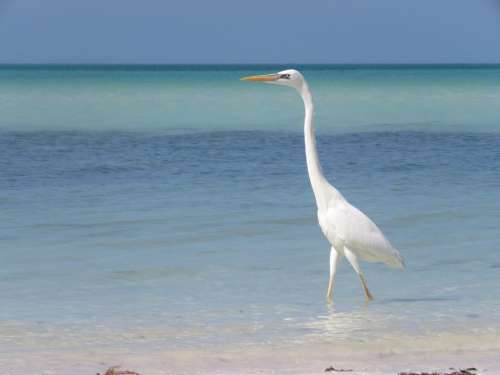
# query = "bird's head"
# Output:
<box><xmin>241</xmin><ymin>69</ymin><xmax>304</xmax><ymax>91</ymax></box>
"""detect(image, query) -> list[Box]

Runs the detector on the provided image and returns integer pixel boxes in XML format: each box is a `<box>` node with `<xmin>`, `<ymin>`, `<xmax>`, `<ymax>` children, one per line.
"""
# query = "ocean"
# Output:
<box><xmin>1</xmin><ymin>65</ymin><xmax>499</xmax><ymax>374</ymax></box>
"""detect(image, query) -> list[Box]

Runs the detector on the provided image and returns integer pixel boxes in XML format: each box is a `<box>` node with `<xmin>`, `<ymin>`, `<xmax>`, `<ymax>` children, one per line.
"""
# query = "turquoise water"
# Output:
<box><xmin>3</xmin><ymin>65</ymin><xmax>500</xmax><ymax>133</ymax></box>
<box><xmin>1</xmin><ymin>65</ymin><xmax>500</xmax><ymax>371</ymax></box>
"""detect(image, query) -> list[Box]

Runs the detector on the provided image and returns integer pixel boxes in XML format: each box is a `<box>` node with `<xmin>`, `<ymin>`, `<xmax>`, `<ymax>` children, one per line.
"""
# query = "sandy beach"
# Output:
<box><xmin>2</xmin><ymin>327</ymin><xmax>499</xmax><ymax>374</ymax></box>
<box><xmin>2</xmin><ymin>346</ymin><xmax>498</xmax><ymax>375</ymax></box>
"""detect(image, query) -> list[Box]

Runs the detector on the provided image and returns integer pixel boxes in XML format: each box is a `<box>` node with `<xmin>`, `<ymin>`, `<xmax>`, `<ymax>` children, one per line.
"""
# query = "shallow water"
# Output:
<box><xmin>1</xmin><ymin>66</ymin><xmax>500</xmax><ymax>371</ymax></box>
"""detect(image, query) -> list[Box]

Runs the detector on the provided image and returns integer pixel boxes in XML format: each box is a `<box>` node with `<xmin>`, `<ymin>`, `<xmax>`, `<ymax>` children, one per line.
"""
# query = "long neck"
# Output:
<box><xmin>300</xmin><ymin>82</ymin><xmax>329</xmax><ymax>209</ymax></box>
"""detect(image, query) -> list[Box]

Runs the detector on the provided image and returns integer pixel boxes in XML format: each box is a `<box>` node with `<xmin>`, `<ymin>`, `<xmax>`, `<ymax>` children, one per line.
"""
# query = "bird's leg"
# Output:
<box><xmin>344</xmin><ymin>247</ymin><xmax>374</xmax><ymax>302</ymax></box>
<box><xmin>326</xmin><ymin>246</ymin><xmax>341</xmax><ymax>303</ymax></box>
<box><xmin>359</xmin><ymin>273</ymin><xmax>373</xmax><ymax>302</ymax></box>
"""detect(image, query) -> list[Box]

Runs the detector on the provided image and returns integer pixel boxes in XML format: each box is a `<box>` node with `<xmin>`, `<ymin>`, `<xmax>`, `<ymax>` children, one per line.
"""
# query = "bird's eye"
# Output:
<box><xmin>280</xmin><ymin>74</ymin><xmax>291</xmax><ymax>80</ymax></box>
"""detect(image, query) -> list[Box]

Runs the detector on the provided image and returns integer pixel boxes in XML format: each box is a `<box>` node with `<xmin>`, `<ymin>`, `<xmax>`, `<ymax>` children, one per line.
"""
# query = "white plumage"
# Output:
<box><xmin>242</xmin><ymin>69</ymin><xmax>404</xmax><ymax>303</ymax></box>
<box><xmin>320</xmin><ymin>192</ymin><xmax>404</xmax><ymax>268</ymax></box>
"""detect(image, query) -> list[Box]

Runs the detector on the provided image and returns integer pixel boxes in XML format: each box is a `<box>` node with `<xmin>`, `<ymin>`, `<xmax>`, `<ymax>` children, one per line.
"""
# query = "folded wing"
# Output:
<box><xmin>326</xmin><ymin>198</ymin><xmax>405</xmax><ymax>269</ymax></box>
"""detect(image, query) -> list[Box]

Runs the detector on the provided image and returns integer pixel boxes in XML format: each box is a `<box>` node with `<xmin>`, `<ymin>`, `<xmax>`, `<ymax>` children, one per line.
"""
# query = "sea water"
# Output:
<box><xmin>1</xmin><ymin>65</ymin><xmax>499</xmax><ymax>372</ymax></box>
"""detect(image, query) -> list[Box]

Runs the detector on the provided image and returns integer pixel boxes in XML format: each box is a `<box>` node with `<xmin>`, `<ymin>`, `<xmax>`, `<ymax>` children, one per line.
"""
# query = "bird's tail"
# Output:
<box><xmin>387</xmin><ymin>250</ymin><xmax>405</xmax><ymax>270</ymax></box>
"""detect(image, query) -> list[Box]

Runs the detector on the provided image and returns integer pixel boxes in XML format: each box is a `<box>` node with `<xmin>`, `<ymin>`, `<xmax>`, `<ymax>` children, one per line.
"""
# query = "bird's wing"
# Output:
<box><xmin>326</xmin><ymin>198</ymin><xmax>404</xmax><ymax>269</ymax></box>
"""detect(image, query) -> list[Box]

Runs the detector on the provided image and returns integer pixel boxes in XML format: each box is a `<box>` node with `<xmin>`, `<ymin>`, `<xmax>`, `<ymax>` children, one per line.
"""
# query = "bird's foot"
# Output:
<box><xmin>360</xmin><ymin>275</ymin><xmax>374</xmax><ymax>303</ymax></box>
<box><xmin>364</xmin><ymin>288</ymin><xmax>374</xmax><ymax>303</ymax></box>
<box><xmin>326</xmin><ymin>293</ymin><xmax>333</xmax><ymax>305</ymax></box>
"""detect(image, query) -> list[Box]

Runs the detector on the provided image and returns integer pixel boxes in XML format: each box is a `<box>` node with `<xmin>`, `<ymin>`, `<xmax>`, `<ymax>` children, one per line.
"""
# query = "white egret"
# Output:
<box><xmin>241</xmin><ymin>69</ymin><xmax>405</xmax><ymax>303</ymax></box>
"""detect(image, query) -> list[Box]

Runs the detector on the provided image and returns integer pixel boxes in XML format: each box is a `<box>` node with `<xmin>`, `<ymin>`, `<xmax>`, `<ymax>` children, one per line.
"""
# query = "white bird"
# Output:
<box><xmin>242</xmin><ymin>69</ymin><xmax>405</xmax><ymax>303</ymax></box>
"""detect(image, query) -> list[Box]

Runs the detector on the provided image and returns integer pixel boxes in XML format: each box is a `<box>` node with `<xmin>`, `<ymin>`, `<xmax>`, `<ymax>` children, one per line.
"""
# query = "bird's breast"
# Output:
<box><xmin>317</xmin><ymin>209</ymin><xmax>341</xmax><ymax>248</ymax></box>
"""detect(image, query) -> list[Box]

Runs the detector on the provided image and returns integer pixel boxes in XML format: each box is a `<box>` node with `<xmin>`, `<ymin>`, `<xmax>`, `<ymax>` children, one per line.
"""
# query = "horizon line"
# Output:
<box><xmin>1</xmin><ymin>62</ymin><xmax>500</xmax><ymax>65</ymax></box>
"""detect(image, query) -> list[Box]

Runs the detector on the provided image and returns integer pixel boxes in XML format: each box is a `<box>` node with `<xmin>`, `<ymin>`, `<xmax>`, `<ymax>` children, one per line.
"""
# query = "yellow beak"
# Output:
<box><xmin>240</xmin><ymin>74</ymin><xmax>279</xmax><ymax>82</ymax></box>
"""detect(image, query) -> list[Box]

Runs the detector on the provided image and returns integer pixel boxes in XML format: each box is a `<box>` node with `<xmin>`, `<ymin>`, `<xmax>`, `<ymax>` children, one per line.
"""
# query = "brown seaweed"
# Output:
<box><xmin>399</xmin><ymin>368</ymin><xmax>477</xmax><ymax>375</ymax></box>
<box><xmin>324</xmin><ymin>366</ymin><xmax>353</xmax><ymax>372</ymax></box>
<box><xmin>96</xmin><ymin>366</ymin><xmax>140</xmax><ymax>375</ymax></box>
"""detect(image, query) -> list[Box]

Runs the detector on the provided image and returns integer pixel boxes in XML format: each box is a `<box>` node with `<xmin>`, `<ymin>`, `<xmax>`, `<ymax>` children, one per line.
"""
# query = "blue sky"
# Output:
<box><xmin>1</xmin><ymin>0</ymin><xmax>500</xmax><ymax>63</ymax></box>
